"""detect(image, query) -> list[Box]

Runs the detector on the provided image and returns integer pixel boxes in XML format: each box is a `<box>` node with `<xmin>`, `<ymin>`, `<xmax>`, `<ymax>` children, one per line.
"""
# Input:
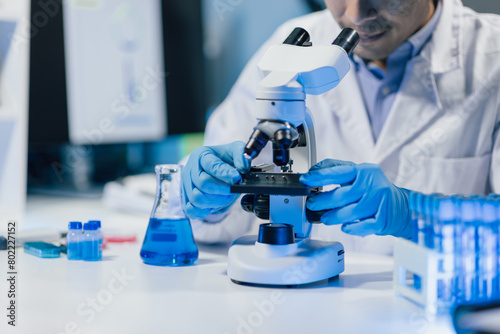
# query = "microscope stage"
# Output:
<box><xmin>230</xmin><ymin>172</ymin><xmax>320</xmax><ymax>196</ymax></box>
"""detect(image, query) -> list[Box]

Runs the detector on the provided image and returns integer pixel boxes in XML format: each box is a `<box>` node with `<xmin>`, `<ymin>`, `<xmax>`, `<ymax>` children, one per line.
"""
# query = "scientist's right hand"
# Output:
<box><xmin>181</xmin><ymin>141</ymin><xmax>250</xmax><ymax>220</ymax></box>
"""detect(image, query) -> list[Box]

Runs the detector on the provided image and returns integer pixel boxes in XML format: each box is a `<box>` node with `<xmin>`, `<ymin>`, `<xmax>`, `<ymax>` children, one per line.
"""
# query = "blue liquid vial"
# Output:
<box><xmin>140</xmin><ymin>164</ymin><xmax>198</xmax><ymax>266</ymax></box>
<box><xmin>67</xmin><ymin>221</ymin><xmax>83</xmax><ymax>260</ymax></box>
<box><xmin>82</xmin><ymin>221</ymin><xmax>102</xmax><ymax>261</ymax></box>
<box><xmin>88</xmin><ymin>220</ymin><xmax>103</xmax><ymax>259</ymax></box>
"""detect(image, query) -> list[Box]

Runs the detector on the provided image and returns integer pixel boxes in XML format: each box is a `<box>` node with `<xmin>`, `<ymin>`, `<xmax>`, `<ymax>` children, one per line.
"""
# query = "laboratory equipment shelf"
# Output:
<box><xmin>0</xmin><ymin>195</ymin><xmax>456</xmax><ymax>333</ymax></box>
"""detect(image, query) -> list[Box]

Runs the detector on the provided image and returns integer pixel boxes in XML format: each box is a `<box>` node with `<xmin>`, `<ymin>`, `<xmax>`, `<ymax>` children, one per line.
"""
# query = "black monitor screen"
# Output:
<box><xmin>28</xmin><ymin>0</ymin><xmax>206</xmax><ymax>147</ymax></box>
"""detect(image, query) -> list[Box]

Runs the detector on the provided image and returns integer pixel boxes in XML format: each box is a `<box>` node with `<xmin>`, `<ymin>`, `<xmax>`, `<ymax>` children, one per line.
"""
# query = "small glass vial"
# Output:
<box><xmin>82</xmin><ymin>221</ymin><xmax>102</xmax><ymax>261</ymax></box>
<box><xmin>140</xmin><ymin>164</ymin><xmax>198</xmax><ymax>266</ymax></box>
<box><xmin>88</xmin><ymin>220</ymin><xmax>103</xmax><ymax>259</ymax></box>
<box><xmin>67</xmin><ymin>221</ymin><xmax>83</xmax><ymax>260</ymax></box>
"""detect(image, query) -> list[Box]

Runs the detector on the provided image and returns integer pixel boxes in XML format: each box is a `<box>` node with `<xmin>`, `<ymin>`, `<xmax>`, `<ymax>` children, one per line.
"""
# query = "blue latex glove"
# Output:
<box><xmin>181</xmin><ymin>141</ymin><xmax>250</xmax><ymax>220</ymax></box>
<box><xmin>299</xmin><ymin>159</ymin><xmax>412</xmax><ymax>238</ymax></box>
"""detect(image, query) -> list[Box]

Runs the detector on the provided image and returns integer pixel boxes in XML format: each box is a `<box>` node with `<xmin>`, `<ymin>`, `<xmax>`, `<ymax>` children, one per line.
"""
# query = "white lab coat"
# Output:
<box><xmin>191</xmin><ymin>0</ymin><xmax>500</xmax><ymax>255</ymax></box>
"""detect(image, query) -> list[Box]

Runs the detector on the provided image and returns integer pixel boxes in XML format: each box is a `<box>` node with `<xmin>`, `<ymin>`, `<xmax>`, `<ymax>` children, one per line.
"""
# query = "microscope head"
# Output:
<box><xmin>243</xmin><ymin>27</ymin><xmax>359</xmax><ymax>168</ymax></box>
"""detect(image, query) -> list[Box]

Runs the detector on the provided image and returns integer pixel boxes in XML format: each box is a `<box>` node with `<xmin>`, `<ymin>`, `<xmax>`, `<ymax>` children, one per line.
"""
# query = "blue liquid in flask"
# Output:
<box><xmin>140</xmin><ymin>217</ymin><xmax>198</xmax><ymax>266</ymax></box>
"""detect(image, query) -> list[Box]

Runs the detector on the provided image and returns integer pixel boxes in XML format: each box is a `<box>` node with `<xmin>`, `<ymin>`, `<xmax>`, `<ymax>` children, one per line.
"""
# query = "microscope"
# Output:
<box><xmin>228</xmin><ymin>27</ymin><xmax>359</xmax><ymax>286</ymax></box>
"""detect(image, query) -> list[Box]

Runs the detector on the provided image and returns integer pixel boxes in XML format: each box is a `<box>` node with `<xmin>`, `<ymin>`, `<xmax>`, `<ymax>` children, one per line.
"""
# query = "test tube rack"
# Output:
<box><xmin>394</xmin><ymin>193</ymin><xmax>500</xmax><ymax>314</ymax></box>
<box><xmin>394</xmin><ymin>238</ymin><xmax>452</xmax><ymax>314</ymax></box>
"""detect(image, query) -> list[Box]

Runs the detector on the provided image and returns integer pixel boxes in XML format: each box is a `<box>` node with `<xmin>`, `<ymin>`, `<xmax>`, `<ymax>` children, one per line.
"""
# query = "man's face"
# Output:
<box><xmin>325</xmin><ymin>0</ymin><xmax>435</xmax><ymax>60</ymax></box>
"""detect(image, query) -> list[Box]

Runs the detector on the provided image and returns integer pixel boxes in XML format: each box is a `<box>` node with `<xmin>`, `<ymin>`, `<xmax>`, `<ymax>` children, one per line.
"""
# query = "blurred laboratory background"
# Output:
<box><xmin>25</xmin><ymin>0</ymin><xmax>500</xmax><ymax>195</ymax></box>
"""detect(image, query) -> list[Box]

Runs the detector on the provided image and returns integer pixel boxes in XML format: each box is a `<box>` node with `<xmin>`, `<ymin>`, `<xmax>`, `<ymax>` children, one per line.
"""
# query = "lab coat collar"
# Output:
<box><xmin>372</xmin><ymin>0</ymin><xmax>465</xmax><ymax>164</ymax></box>
<box><xmin>429</xmin><ymin>0</ymin><xmax>463</xmax><ymax>74</ymax></box>
<box><xmin>325</xmin><ymin>0</ymin><xmax>464</xmax><ymax>165</ymax></box>
<box><xmin>373</xmin><ymin>56</ymin><xmax>443</xmax><ymax>164</ymax></box>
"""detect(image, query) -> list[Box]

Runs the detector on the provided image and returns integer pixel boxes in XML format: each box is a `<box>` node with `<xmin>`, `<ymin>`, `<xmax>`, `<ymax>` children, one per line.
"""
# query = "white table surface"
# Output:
<box><xmin>0</xmin><ymin>195</ymin><xmax>456</xmax><ymax>334</ymax></box>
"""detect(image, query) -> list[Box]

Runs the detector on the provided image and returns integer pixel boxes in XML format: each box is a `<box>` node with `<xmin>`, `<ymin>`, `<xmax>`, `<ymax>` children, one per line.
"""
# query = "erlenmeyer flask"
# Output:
<box><xmin>140</xmin><ymin>164</ymin><xmax>198</xmax><ymax>266</ymax></box>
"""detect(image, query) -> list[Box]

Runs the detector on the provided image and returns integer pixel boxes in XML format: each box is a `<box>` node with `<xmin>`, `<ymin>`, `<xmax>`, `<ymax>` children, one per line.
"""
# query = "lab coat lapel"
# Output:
<box><xmin>372</xmin><ymin>0</ymin><xmax>463</xmax><ymax>165</ymax></box>
<box><xmin>373</xmin><ymin>57</ymin><xmax>442</xmax><ymax>164</ymax></box>
<box><xmin>329</xmin><ymin>69</ymin><xmax>376</xmax><ymax>161</ymax></box>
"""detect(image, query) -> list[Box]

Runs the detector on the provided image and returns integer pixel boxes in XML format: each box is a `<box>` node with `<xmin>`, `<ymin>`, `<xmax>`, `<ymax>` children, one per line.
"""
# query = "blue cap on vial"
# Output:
<box><xmin>68</xmin><ymin>221</ymin><xmax>82</xmax><ymax>230</ymax></box>
<box><xmin>88</xmin><ymin>220</ymin><xmax>101</xmax><ymax>229</ymax></box>
<box><xmin>84</xmin><ymin>222</ymin><xmax>98</xmax><ymax>231</ymax></box>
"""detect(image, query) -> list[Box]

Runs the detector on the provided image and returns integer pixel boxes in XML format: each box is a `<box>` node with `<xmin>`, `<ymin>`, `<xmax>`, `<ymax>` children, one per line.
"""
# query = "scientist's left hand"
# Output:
<box><xmin>300</xmin><ymin>159</ymin><xmax>412</xmax><ymax>239</ymax></box>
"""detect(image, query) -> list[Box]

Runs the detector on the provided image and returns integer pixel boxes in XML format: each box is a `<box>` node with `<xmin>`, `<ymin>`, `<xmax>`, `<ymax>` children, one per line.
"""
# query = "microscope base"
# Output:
<box><xmin>227</xmin><ymin>235</ymin><xmax>344</xmax><ymax>286</ymax></box>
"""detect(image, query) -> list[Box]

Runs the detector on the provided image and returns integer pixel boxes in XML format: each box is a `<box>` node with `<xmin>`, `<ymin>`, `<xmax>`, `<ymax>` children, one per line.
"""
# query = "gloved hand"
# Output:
<box><xmin>299</xmin><ymin>159</ymin><xmax>412</xmax><ymax>239</ymax></box>
<box><xmin>181</xmin><ymin>141</ymin><xmax>250</xmax><ymax>220</ymax></box>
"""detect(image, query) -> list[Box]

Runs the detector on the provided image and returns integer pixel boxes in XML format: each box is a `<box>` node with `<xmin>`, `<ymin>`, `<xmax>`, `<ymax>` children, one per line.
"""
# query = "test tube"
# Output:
<box><xmin>477</xmin><ymin>199</ymin><xmax>498</xmax><ymax>301</ymax></box>
<box><xmin>432</xmin><ymin>194</ymin><xmax>446</xmax><ymax>251</ymax></box>
<box><xmin>491</xmin><ymin>197</ymin><xmax>500</xmax><ymax>299</ymax></box>
<box><xmin>409</xmin><ymin>192</ymin><xmax>423</xmax><ymax>290</ymax></box>
<box><xmin>434</xmin><ymin>196</ymin><xmax>456</xmax><ymax>307</ymax></box>
<box><xmin>460</xmin><ymin>199</ymin><xmax>479</xmax><ymax>303</ymax></box>
<box><xmin>452</xmin><ymin>195</ymin><xmax>465</xmax><ymax>304</ymax></box>
<box><xmin>409</xmin><ymin>192</ymin><xmax>419</xmax><ymax>243</ymax></box>
<box><xmin>424</xmin><ymin>195</ymin><xmax>435</xmax><ymax>249</ymax></box>
<box><xmin>416</xmin><ymin>193</ymin><xmax>426</xmax><ymax>247</ymax></box>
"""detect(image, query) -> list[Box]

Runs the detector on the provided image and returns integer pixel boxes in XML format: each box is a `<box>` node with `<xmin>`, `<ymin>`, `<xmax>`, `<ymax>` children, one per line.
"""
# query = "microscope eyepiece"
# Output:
<box><xmin>283</xmin><ymin>27</ymin><xmax>310</xmax><ymax>46</ymax></box>
<box><xmin>332</xmin><ymin>28</ymin><xmax>359</xmax><ymax>55</ymax></box>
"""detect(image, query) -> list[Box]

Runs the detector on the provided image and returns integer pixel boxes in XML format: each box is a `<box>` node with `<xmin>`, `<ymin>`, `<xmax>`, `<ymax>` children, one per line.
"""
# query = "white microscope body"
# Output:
<box><xmin>227</xmin><ymin>28</ymin><xmax>359</xmax><ymax>286</ymax></box>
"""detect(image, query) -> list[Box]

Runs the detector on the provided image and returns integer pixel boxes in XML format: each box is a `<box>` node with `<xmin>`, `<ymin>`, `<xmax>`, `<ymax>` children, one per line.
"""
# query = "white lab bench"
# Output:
<box><xmin>0</xmin><ymin>195</ymin><xmax>456</xmax><ymax>334</ymax></box>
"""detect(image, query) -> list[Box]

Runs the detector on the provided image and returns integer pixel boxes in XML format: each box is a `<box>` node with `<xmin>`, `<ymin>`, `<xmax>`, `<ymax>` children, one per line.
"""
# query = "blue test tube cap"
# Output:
<box><xmin>461</xmin><ymin>199</ymin><xmax>479</xmax><ymax>222</ymax></box>
<box><xmin>482</xmin><ymin>200</ymin><xmax>497</xmax><ymax>223</ymax></box>
<box><xmin>83</xmin><ymin>222</ymin><xmax>98</xmax><ymax>231</ymax></box>
<box><xmin>438</xmin><ymin>197</ymin><xmax>455</xmax><ymax>221</ymax></box>
<box><xmin>68</xmin><ymin>221</ymin><xmax>82</xmax><ymax>230</ymax></box>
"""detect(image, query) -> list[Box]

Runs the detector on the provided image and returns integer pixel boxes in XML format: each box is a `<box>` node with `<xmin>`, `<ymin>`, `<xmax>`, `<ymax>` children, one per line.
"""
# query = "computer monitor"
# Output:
<box><xmin>0</xmin><ymin>2</ymin><xmax>30</xmax><ymax>219</ymax></box>
<box><xmin>28</xmin><ymin>0</ymin><xmax>206</xmax><ymax>188</ymax></box>
<box><xmin>29</xmin><ymin>0</ymin><xmax>206</xmax><ymax>145</ymax></box>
